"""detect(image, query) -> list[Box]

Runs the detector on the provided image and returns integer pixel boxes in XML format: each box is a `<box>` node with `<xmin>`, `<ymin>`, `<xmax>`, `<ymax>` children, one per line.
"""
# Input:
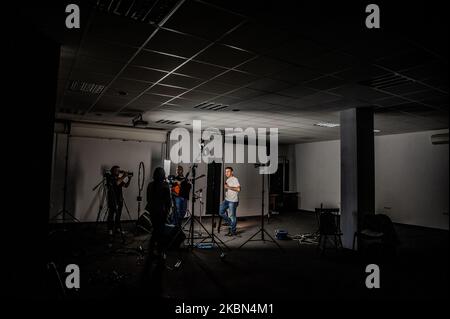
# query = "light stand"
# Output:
<box><xmin>185</xmin><ymin>164</ymin><xmax>229</xmax><ymax>253</ymax></box>
<box><xmin>136</xmin><ymin>161</ymin><xmax>145</xmax><ymax>222</ymax></box>
<box><xmin>50</xmin><ymin>125</ymin><xmax>80</xmax><ymax>227</ymax></box>
<box><xmin>168</xmin><ymin>163</ymin><xmax>229</xmax><ymax>260</ymax></box>
<box><xmin>238</xmin><ymin>165</ymin><xmax>283</xmax><ymax>251</ymax></box>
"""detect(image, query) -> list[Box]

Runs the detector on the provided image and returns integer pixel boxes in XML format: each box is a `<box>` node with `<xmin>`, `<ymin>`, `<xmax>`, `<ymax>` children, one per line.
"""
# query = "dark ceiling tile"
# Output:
<box><xmin>163</xmin><ymin>0</ymin><xmax>244</xmax><ymax>40</ymax></box>
<box><xmin>163</xmin><ymin>98</ymin><xmax>198</xmax><ymax>108</ymax></box>
<box><xmin>146</xmin><ymin>29</ymin><xmax>210</xmax><ymax>58</ymax></box>
<box><xmin>74</xmin><ymin>56</ymin><xmax>123</xmax><ymax>75</ymax></box>
<box><xmin>251</xmin><ymin>93</ymin><xmax>297</xmax><ymax>106</ymax></box>
<box><xmin>420</xmin><ymin>96</ymin><xmax>449</xmax><ymax>108</ymax></box>
<box><xmin>146</xmin><ymin>84</ymin><xmax>187</xmax><ymax>97</ymax></box>
<box><xmin>127</xmin><ymin>95</ymin><xmax>165</xmax><ymax>110</ymax></box>
<box><xmin>176</xmin><ymin>61</ymin><xmax>226</xmax><ymax>79</ymax></box>
<box><xmin>69</xmin><ymin>70</ymin><xmax>114</xmax><ymax>85</ymax></box>
<box><xmin>236</xmin><ymin>56</ymin><xmax>291</xmax><ymax>77</ymax></box>
<box><xmin>94</xmin><ymin>95</ymin><xmax>131</xmax><ymax>112</ymax></box>
<box><xmin>305</xmin><ymin>52</ymin><xmax>358</xmax><ymax>74</ymax></box>
<box><xmin>61</xmin><ymin>91</ymin><xmax>98</xmax><ymax>112</ymax></box>
<box><xmin>213</xmin><ymin>70</ymin><xmax>258</xmax><ymax>86</ymax></box>
<box><xmin>403</xmin><ymin>89</ymin><xmax>447</xmax><ymax>102</ymax></box>
<box><xmin>142</xmin><ymin>93</ymin><xmax>174</xmax><ymax>104</ymax></box>
<box><xmin>109</xmin><ymin>78</ymin><xmax>151</xmax><ymax>94</ymax></box>
<box><xmin>160</xmin><ymin>73</ymin><xmax>204</xmax><ymax>89</ymax></box>
<box><xmin>390</xmin><ymin>103</ymin><xmax>435</xmax><ymax>114</ymax></box>
<box><xmin>401</xmin><ymin>62</ymin><xmax>447</xmax><ymax>82</ymax></box>
<box><xmin>294</xmin><ymin>92</ymin><xmax>341</xmax><ymax>109</ymax></box>
<box><xmin>341</xmin><ymin>35</ymin><xmax>415</xmax><ymax>61</ymax></box>
<box><xmin>246</xmin><ymin>78</ymin><xmax>291</xmax><ymax>92</ymax></box>
<box><xmin>334</xmin><ymin>65</ymin><xmax>389</xmax><ymax>83</ymax></box>
<box><xmin>196</xmin><ymin>80</ymin><xmax>237</xmax><ymax>95</ymax></box>
<box><xmin>210</xmin><ymin>96</ymin><xmax>242</xmax><ymax>106</ymax></box>
<box><xmin>303</xmin><ymin>76</ymin><xmax>344</xmax><ymax>91</ymax></box>
<box><xmin>87</xmin><ymin>11</ymin><xmax>156</xmax><ymax>47</ymax></box>
<box><xmin>382</xmin><ymin>82</ymin><xmax>430</xmax><ymax>95</ymax></box>
<box><xmin>266</xmin><ymin>38</ymin><xmax>330</xmax><ymax>64</ymax></box>
<box><xmin>220</xmin><ymin>21</ymin><xmax>289</xmax><ymax>53</ymax></box>
<box><xmin>194</xmin><ymin>44</ymin><xmax>255</xmax><ymax>68</ymax></box>
<box><xmin>121</xmin><ymin>66</ymin><xmax>167</xmax><ymax>82</ymax></box>
<box><xmin>270</xmin><ymin>66</ymin><xmax>322</xmax><ymax>84</ymax></box>
<box><xmin>79</xmin><ymin>37</ymin><xmax>136</xmax><ymax>62</ymax></box>
<box><xmin>422</xmin><ymin>76</ymin><xmax>449</xmax><ymax>91</ymax></box>
<box><xmin>103</xmin><ymin>88</ymin><xmax>140</xmax><ymax>100</ymax></box>
<box><xmin>376</xmin><ymin>48</ymin><xmax>436</xmax><ymax>72</ymax></box>
<box><xmin>328</xmin><ymin>84</ymin><xmax>392</xmax><ymax>102</ymax></box>
<box><xmin>179</xmin><ymin>90</ymin><xmax>218</xmax><ymax>101</ymax></box>
<box><xmin>374</xmin><ymin>96</ymin><xmax>410</xmax><ymax>107</ymax></box>
<box><xmin>131</xmin><ymin>50</ymin><xmax>186</xmax><ymax>71</ymax></box>
<box><xmin>228</xmin><ymin>87</ymin><xmax>265</xmax><ymax>99</ymax></box>
<box><xmin>277</xmin><ymin>85</ymin><xmax>317</xmax><ymax>99</ymax></box>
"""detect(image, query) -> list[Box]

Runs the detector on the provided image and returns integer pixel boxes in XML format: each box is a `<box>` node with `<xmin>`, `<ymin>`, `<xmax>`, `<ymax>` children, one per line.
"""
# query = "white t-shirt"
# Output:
<box><xmin>225</xmin><ymin>176</ymin><xmax>240</xmax><ymax>202</ymax></box>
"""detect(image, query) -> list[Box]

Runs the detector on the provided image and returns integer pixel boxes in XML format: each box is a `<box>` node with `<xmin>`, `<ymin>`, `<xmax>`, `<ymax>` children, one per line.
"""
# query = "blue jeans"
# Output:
<box><xmin>172</xmin><ymin>196</ymin><xmax>187</xmax><ymax>226</ymax></box>
<box><xmin>219</xmin><ymin>200</ymin><xmax>238</xmax><ymax>234</ymax></box>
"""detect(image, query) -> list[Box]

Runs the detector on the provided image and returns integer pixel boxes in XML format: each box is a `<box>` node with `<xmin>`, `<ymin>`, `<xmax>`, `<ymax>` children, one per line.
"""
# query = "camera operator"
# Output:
<box><xmin>106</xmin><ymin>165</ymin><xmax>132</xmax><ymax>236</ymax></box>
<box><xmin>170</xmin><ymin>165</ymin><xmax>191</xmax><ymax>226</ymax></box>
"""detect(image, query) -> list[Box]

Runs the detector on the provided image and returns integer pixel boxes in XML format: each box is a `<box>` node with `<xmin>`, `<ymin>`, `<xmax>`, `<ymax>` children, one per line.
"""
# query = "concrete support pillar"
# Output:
<box><xmin>340</xmin><ymin>108</ymin><xmax>375</xmax><ymax>249</ymax></box>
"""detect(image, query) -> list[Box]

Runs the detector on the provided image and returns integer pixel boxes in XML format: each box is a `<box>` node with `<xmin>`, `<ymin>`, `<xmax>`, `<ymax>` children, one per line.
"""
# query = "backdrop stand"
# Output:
<box><xmin>50</xmin><ymin>124</ymin><xmax>80</xmax><ymax>231</ymax></box>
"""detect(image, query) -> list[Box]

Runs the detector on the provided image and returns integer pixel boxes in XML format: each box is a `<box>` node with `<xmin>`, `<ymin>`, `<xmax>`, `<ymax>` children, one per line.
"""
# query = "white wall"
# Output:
<box><xmin>375</xmin><ymin>130</ymin><xmax>449</xmax><ymax>229</ymax></box>
<box><xmin>295</xmin><ymin>130</ymin><xmax>449</xmax><ymax>230</ymax></box>
<box><xmin>50</xmin><ymin>135</ymin><xmax>163</xmax><ymax>222</ymax></box>
<box><xmin>295</xmin><ymin>140</ymin><xmax>341</xmax><ymax>211</ymax></box>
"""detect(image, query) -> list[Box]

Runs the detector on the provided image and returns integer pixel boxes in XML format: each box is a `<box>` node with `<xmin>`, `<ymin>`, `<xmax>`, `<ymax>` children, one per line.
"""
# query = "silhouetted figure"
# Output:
<box><xmin>146</xmin><ymin>167</ymin><xmax>172</xmax><ymax>256</ymax></box>
<box><xmin>140</xmin><ymin>167</ymin><xmax>171</xmax><ymax>297</ymax></box>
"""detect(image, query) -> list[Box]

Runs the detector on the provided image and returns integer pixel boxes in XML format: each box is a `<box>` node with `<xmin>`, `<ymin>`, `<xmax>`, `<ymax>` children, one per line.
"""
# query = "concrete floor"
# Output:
<box><xmin>46</xmin><ymin>211</ymin><xmax>449</xmax><ymax>301</ymax></box>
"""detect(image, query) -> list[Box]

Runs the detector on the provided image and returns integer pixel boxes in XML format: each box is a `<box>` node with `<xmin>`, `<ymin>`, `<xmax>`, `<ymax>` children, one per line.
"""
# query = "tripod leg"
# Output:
<box><xmin>123</xmin><ymin>200</ymin><xmax>133</xmax><ymax>221</ymax></box>
<box><xmin>237</xmin><ymin>228</ymin><xmax>263</xmax><ymax>249</ymax></box>
<box><xmin>262</xmin><ymin>228</ymin><xmax>284</xmax><ymax>251</ymax></box>
<box><xmin>192</xmin><ymin>216</ymin><xmax>229</xmax><ymax>252</ymax></box>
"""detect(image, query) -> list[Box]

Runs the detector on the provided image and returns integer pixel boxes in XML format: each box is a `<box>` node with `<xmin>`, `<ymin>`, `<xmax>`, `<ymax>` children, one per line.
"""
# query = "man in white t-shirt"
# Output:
<box><xmin>219</xmin><ymin>167</ymin><xmax>241</xmax><ymax>236</ymax></box>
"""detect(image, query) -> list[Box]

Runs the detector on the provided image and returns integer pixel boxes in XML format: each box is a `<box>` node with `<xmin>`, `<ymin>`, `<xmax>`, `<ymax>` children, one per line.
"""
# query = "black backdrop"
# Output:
<box><xmin>206</xmin><ymin>162</ymin><xmax>222</xmax><ymax>215</ymax></box>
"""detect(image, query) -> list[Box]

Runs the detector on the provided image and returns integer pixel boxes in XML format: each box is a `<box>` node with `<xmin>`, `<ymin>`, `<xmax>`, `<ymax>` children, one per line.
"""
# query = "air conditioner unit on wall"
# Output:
<box><xmin>430</xmin><ymin>133</ymin><xmax>449</xmax><ymax>145</ymax></box>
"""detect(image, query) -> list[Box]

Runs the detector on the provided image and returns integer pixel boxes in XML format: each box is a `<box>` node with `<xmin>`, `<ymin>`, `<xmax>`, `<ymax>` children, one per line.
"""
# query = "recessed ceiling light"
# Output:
<box><xmin>314</xmin><ymin>122</ymin><xmax>340</xmax><ymax>128</ymax></box>
<box><xmin>374</xmin><ymin>129</ymin><xmax>381</xmax><ymax>133</ymax></box>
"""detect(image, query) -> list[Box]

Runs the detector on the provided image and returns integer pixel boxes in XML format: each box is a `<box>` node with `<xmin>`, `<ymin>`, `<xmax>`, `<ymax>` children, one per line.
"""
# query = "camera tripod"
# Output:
<box><xmin>93</xmin><ymin>174</ymin><xmax>133</xmax><ymax>243</ymax></box>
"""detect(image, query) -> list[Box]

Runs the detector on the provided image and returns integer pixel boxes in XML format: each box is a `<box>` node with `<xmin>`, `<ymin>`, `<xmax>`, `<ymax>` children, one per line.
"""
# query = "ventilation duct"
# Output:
<box><xmin>54</xmin><ymin>122</ymin><xmax>167</xmax><ymax>142</ymax></box>
<box><xmin>430</xmin><ymin>133</ymin><xmax>449</xmax><ymax>145</ymax></box>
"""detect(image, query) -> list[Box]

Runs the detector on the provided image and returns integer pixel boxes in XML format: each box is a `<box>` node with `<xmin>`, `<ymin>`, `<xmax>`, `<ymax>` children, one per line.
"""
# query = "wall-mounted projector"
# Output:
<box><xmin>430</xmin><ymin>133</ymin><xmax>449</xmax><ymax>145</ymax></box>
<box><xmin>132</xmin><ymin>114</ymin><xmax>148</xmax><ymax>127</ymax></box>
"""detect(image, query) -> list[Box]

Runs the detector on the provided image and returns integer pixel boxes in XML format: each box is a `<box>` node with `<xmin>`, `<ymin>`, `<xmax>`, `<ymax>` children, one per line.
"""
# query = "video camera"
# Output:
<box><xmin>120</xmin><ymin>170</ymin><xmax>134</xmax><ymax>177</ymax></box>
<box><xmin>103</xmin><ymin>169</ymin><xmax>134</xmax><ymax>177</ymax></box>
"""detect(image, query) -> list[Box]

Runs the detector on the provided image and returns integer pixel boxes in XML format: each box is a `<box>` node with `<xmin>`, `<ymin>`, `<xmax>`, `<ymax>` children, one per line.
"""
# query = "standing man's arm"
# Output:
<box><xmin>225</xmin><ymin>179</ymin><xmax>241</xmax><ymax>192</ymax></box>
<box><xmin>227</xmin><ymin>185</ymin><xmax>241</xmax><ymax>192</ymax></box>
